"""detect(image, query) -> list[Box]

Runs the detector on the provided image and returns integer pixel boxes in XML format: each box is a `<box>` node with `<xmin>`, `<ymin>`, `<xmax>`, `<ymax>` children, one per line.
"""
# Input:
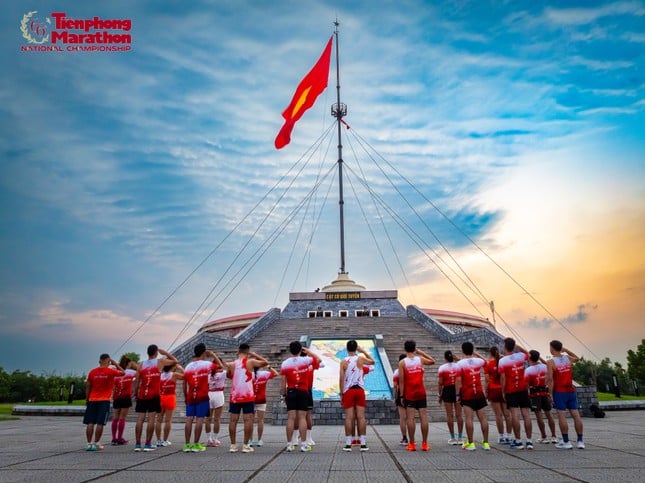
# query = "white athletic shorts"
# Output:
<box><xmin>255</xmin><ymin>403</ymin><xmax>267</xmax><ymax>412</ymax></box>
<box><xmin>209</xmin><ymin>391</ymin><xmax>224</xmax><ymax>409</ymax></box>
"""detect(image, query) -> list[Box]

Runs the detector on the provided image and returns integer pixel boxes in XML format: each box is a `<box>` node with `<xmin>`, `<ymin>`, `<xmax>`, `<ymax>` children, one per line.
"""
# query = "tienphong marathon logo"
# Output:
<box><xmin>20</xmin><ymin>11</ymin><xmax>132</xmax><ymax>52</ymax></box>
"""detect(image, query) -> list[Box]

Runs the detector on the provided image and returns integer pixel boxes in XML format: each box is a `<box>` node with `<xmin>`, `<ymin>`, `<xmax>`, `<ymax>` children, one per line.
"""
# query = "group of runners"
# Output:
<box><xmin>82</xmin><ymin>336</ymin><xmax>585</xmax><ymax>453</ymax></box>
<box><xmin>398</xmin><ymin>337</ymin><xmax>586</xmax><ymax>451</ymax></box>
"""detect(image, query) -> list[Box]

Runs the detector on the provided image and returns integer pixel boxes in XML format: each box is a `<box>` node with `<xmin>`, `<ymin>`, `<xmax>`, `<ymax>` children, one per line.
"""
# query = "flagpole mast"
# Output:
<box><xmin>332</xmin><ymin>19</ymin><xmax>348</xmax><ymax>274</ymax></box>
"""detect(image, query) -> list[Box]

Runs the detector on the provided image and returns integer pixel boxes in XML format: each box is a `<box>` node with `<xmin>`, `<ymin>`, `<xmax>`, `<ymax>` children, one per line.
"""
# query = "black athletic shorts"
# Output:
<box><xmin>441</xmin><ymin>385</ymin><xmax>457</xmax><ymax>403</ymax></box>
<box><xmin>135</xmin><ymin>396</ymin><xmax>161</xmax><ymax>413</ymax></box>
<box><xmin>460</xmin><ymin>397</ymin><xmax>488</xmax><ymax>411</ymax></box>
<box><xmin>404</xmin><ymin>398</ymin><xmax>427</xmax><ymax>409</ymax></box>
<box><xmin>505</xmin><ymin>390</ymin><xmax>531</xmax><ymax>409</ymax></box>
<box><xmin>286</xmin><ymin>388</ymin><xmax>309</xmax><ymax>412</ymax></box>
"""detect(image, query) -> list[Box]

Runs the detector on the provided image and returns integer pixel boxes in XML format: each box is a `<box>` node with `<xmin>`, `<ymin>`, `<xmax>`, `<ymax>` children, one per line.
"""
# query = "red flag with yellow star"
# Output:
<box><xmin>275</xmin><ymin>36</ymin><xmax>333</xmax><ymax>149</ymax></box>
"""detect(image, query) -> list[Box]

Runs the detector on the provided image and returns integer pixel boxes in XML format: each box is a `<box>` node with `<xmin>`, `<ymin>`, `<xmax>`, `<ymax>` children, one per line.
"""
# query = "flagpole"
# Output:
<box><xmin>332</xmin><ymin>19</ymin><xmax>348</xmax><ymax>275</ymax></box>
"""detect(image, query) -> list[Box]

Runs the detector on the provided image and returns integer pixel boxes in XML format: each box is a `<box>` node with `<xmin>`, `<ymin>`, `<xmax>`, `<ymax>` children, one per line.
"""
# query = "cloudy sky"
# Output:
<box><xmin>1</xmin><ymin>0</ymin><xmax>643</xmax><ymax>375</ymax></box>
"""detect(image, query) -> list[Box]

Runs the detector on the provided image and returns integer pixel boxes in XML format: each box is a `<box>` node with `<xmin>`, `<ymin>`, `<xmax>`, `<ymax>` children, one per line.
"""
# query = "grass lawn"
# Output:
<box><xmin>596</xmin><ymin>392</ymin><xmax>644</xmax><ymax>402</ymax></box>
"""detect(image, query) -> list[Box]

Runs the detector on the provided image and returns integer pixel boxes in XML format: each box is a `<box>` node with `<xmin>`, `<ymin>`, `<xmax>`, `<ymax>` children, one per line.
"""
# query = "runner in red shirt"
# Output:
<box><xmin>498</xmin><ymin>338</ymin><xmax>533</xmax><ymax>449</ymax></box>
<box><xmin>525</xmin><ymin>350</ymin><xmax>557</xmax><ymax>444</ymax></box>
<box><xmin>281</xmin><ymin>341</ymin><xmax>321</xmax><ymax>452</ymax></box>
<box><xmin>154</xmin><ymin>362</ymin><xmax>183</xmax><ymax>447</ymax></box>
<box><xmin>183</xmin><ymin>343</ymin><xmax>218</xmax><ymax>452</ymax></box>
<box><xmin>437</xmin><ymin>350</ymin><xmax>464</xmax><ymax>445</ymax></box>
<box><xmin>339</xmin><ymin>340</ymin><xmax>374</xmax><ymax>452</ymax></box>
<box><xmin>110</xmin><ymin>355</ymin><xmax>137</xmax><ymax>445</ymax></box>
<box><xmin>226</xmin><ymin>343</ymin><xmax>269</xmax><ymax>453</ymax></box>
<box><xmin>132</xmin><ymin>345</ymin><xmax>177</xmax><ymax>452</ymax></box>
<box><xmin>83</xmin><ymin>354</ymin><xmax>124</xmax><ymax>451</ymax></box>
<box><xmin>392</xmin><ymin>354</ymin><xmax>408</xmax><ymax>445</ymax></box>
<box><xmin>484</xmin><ymin>346</ymin><xmax>513</xmax><ymax>444</ymax></box>
<box><xmin>249</xmin><ymin>366</ymin><xmax>279</xmax><ymax>447</ymax></box>
<box><xmin>398</xmin><ymin>340</ymin><xmax>435</xmax><ymax>452</ymax></box>
<box><xmin>455</xmin><ymin>342</ymin><xmax>489</xmax><ymax>451</ymax></box>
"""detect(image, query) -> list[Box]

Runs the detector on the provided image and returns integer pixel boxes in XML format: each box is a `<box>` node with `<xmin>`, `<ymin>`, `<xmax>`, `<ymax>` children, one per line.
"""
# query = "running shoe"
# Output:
<box><xmin>456</xmin><ymin>437</ymin><xmax>465</xmax><ymax>445</ymax></box>
<box><xmin>111</xmin><ymin>439</ymin><xmax>118</xmax><ymax>446</ymax></box>
<box><xmin>207</xmin><ymin>440</ymin><xmax>216</xmax><ymax>447</ymax></box>
<box><xmin>229</xmin><ymin>444</ymin><xmax>239</xmax><ymax>453</ymax></box>
<box><xmin>400</xmin><ymin>436</ymin><xmax>408</xmax><ymax>445</ymax></box>
<box><xmin>359</xmin><ymin>444</ymin><xmax>369</xmax><ymax>452</ymax></box>
<box><xmin>212</xmin><ymin>439</ymin><xmax>222</xmax><ymax>447</ymax></box>
<box><xmin>305</xmin><ymin>438</ymin><xmax>315</xmax><ymax>446</ymax></box>
<box><xmin>117</xmin><ymin>438</ymin><xmax>128</xmax><ymax>445</ymax></box>
<box><xmin>482</xmin><ymin>442</ymin><xmax>491</xmax><ymax>451</ymax></box>
<box><xmin>286</xmin><ymin>444</ymin><xmax>294</xmax><ymax>453</ymax></box>
<box><xmin>300</xmin><ymin>444</ymin><xmax>313</xmax><ymax>452</ymax></box>
<box><xmin>86</xmin><ymin>444</ymin><xmax>96</xmax><ymax>451</ymax></box>
<box><xmin>192</xmin><ymin>443</ymin><xmax>206</xmax><ymax>452</ymax></box>
<box><xmin>183</xmin><ymin>443</ymin><xmax>192</xmax><ymax>452</ymax></box>
<box><xmin>447</xmin><ymin>438</ymin><xmax>458</xmax><ymax>445</ymax></box>
<box><xmin>406</xmin><ymin>442</ymin><xmax>416</xmax><ymax>452</ymax></box>
<box><xmin>242</xmin><ymin>444</ymin><xmax>254</xmax><ymax>453</ymax></box>
<box><xmin>577</xmin><ymin>441</ymin><xmax>585</xmax><ymax>449</ymax></box>
<box><xmin>342</xmin><ymin>444</ymin><xmax>352</xmax><ymax>452</ymax></box>
<box><xmin>463</xmin><ymin>442</ymin><xmax>476</xmax><ymax>451</ymax></box>
<box><xmin>536</xmin><ymin>437</ymin><xmax>549</xmax><ymax>444</ymax></box>
<box><xmin>509</xmin><ymin>440</ymin><xmax>524</xmax><ymax>450</ymax></box>
<box><xmin>134</xmin><ymin>444</ymin><xmax>142</xmax><ymax>452</ymax></box>
<box><xmin>256</xmin><ymin>439</ymin><xmax>263</xmax><ymax>447</ymax></box>
<box><xmin>555</xmin><ymin>441</ymin><xmax>573</xmax><ymax>449</ymax></box>
<box><xmin>247</xmin><ymin>440</ymin><xmax>254</xmax><ymax>447</ymax></box>
<box><xmin>143</xmin><ymin>444</ymin><xmax>155</xmax><ymax>452</ymax></box>
<box><xmin>525</xmin><ymin>441</ymin><xmax>534</xmax><ymax>450</ymax></box>
<box><xmin>155</xmin><ymin>440</ymin><xmax>163</xmax><ymax>447</ymax></box>
<box><xmin>550</xmin><ymin>437</ymin><xmax>559</xmax><ymax>444</ymax></box>
<box><xmin>421</xmin><ymin>442</ymin><xmax>430</xmax><ymax>452</ymax></box>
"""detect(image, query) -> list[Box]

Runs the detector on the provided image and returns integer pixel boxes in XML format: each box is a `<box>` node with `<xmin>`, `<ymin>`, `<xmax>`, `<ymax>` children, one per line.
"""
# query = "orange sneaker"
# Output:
<box><xmin>406</xmin><ymin>442</ymin><xmax>416</xmax><ymax>451</ymax></box>
<box><xmin>421</xmin><ymin>441</ymin><xmax>430</xmax><ymax>451</ymax></box>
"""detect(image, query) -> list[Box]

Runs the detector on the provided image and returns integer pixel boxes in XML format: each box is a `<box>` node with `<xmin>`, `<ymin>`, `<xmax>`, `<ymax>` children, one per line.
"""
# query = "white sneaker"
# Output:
<box><xmin>242</xmin><ymin>444</ymin><xmax>254</xmax><ymax>453</ymax></box>
<box><xmin>551</xmin><ymin>437</ymin><xmax>559</xmax><ymax>444</ymax></box>
<box><xmin>305</xmin><ymin>438</ymin><xmax>315</xmax><ymax>446</ymax></box>
<box><xmin>229</xmin><ymin>444</ymin><xmax>238</xmax><ymax>453</ymax></box>
<box><xmin>300</xmin><ymin>443</ymin><xmax>312</xmax><ymax>452</ymax></box>
<box><xmin>536</xmin><ymin>437</ymin><xmax>550</xmax><ymax>444</ymax></box>
<box><xmin>555</xmin><ymin>441</ymin><xmax>573</xmax><ymax>449</ymax></box>
<box><xmin>286</xmin><ymin>444</ymin><xmax>294</xmax><ymax>452</ymax></box>
<box><xmin>447</xmin><ymin>438</ymin><xmax>458</xmax><ymax>445</ymax></box>
<box><xmin>577</xmin><ymin>441</ymin><xmax>585</xmax><ymax>449</ymax></box>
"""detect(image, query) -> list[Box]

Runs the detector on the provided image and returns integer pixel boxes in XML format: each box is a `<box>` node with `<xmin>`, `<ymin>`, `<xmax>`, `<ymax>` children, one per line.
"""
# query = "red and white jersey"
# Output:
<box><xmin>484</xmin><ymin>359</ymin><xmax>502</xmax><ymax>389</ymax></box>
<box><xmin>208</xmin><ymin>368</ymin><xmax>226</xmax><ymax>391</ymax></box>
<box><xmin>87</xmin><ymin>366</ymin><xmax>122</xmax><ymax>402</ymax></box>
<box><xmin>184</xmin><ymin>360</ymin><xmax>214</xmax><ymax>404</ymax></box>
<box><xmin>401</xmin><ymin>356</ymin><xmax>426</xmax><ymax>401</ymax></box>
<box><xmin>281</xmin><ymin>356</ymin><xmax>313</xmax><ymax>391</ymax></box>
<box><xmin>525</xmin><ymin>363</ymin><xmax>548</xmax><ymax>396</ymax></box>
<box><xmin>456</xmin><ymin>357</ymin><xmax>486</xmax><ymax>400</ymax></box>
<box><xmin>229</xmin><ymin>358</ymin><xmax>255</xmax><ymax>403</ymax></box>
<box><xmin>437</xmin><ymin>362</ymin><xmax>460</xmax><ymax>387</ymax></box>
<box><xmin>253</xmin><ymin>370</ymin><xmax>277</xmax><ymax>404</ymax></box>
<box><xmin>160</xmin><ymin>370</ymin><xmax>177</xmax><ymax>396</ymax></box>
<box><xmin>551</xmin><ymin>355</ymin><xmax>575</xmax><ymax>393</ymax></box>
<box><xmin>137</xmin><ymin>358</ymin><xmax>161</xmax><ymax>400</ymax></box>
<box><xmin>306</xmin><ymin>358</ymin><xmax>321</xmax><ymax>390</ymax></box>
<box><xmin>498</xmin><ymin>352</ymin><xmax>529</xmax><ymax>393</ymax></box>
<box><xmin>342</xmin><ymin>355</ymin><xmax>365</xmax><ymax>392</ymax></box>
<box><xmin>113</xmin><ymin>368</ymin><xmax>136</xmax><ymax>399</ymax></box>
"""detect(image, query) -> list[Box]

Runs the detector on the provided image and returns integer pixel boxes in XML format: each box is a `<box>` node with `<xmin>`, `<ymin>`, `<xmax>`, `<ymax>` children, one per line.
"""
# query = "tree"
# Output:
<box><xmin>626</xmin><ymin>339</ymin><xmax>645</xmax><ymax>386</ymax></box>
<box><xmin>572</xmin><ymin>357</ymin><xmax>597</xmax><ymax>385</ymax></box>
<box><xmin>121</xmin><ymin>351</ymin><xmax>140</xmax><ymax>364</ymax></box>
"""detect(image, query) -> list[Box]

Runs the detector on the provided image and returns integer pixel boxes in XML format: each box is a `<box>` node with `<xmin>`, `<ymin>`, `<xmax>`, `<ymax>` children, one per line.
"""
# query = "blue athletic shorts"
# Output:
<box><xmin>83</xmin><ymin>401</ymin><xmax>111</xmax><ymax>425</ymax></box>
<box><xmin>553</xmin><ymin>391</ymin><xmax>578</xmax><ymax>411</ymax></box>
<box><xmin>186</xmin><ymin>400</ymin><xmax>210</xmax><ymax>418</ymax></box>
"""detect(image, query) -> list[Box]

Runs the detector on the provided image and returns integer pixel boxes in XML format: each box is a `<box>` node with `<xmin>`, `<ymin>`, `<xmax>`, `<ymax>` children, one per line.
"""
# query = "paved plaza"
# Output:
<box><xmin>0</xmin><ymin>411</ymin><xmax>643</xmax><ymax>482</ymax></box>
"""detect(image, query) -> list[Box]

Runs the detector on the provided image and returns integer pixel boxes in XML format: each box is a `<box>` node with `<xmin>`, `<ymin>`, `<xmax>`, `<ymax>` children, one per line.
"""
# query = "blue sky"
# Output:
<box><xmin>1</xmin><ymin>0</ymin><xmax>643</xmax><ymax>375</ymax></box>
